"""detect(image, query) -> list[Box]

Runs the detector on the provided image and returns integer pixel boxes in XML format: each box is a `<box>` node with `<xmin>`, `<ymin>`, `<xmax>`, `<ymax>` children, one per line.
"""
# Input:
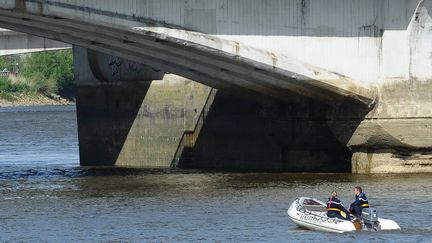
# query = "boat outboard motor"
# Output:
<box><xmin>361</xmin><ymin>208</ymin><xmax>379</xmax><ymax>230</ymax></box>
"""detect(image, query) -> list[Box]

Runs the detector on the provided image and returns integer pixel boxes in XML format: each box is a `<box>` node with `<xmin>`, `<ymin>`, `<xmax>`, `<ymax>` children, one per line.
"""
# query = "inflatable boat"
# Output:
<box><xmin>287</xmin><ymin>197</ymin><xmax>400</xmax><ymax>233</ymax></box>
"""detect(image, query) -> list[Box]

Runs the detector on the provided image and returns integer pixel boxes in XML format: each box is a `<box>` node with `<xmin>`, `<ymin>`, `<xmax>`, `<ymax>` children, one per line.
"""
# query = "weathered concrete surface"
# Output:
<box><xmin>76</xmin><ymin>77</ymin><xmax>211</xmax><ymax>167</ymax></box>
<box><xmin>74</xmin><ymin>46</ymin><xmax>211</xmax><ymax>167</ymax></box>
<box><xmin>326</xmin><ymin>1</ymin><xmax>432</xmax><ymax>173</ymax></box>
<box><xmin>329</xmin><ymin>80</ymin><xmax>432</xmax><ymax>173</ymax></box>
<box><xmin>75</xmin><ymin>46</ymin><xmax>351</xmax><ymax>172</ymax></box>
<box><xmin>179</xmin><ymin>91</ymin><xmax>351</xmax><ymax>172</ymax></box>
<box><xmin>85</xmin><ymin>49</ymin><xmax>164</xmax><ymax>82</ymax></box>
<box><xmin>0</xmin><ymin>28</ymin><xmax>69</xmax><ymax>56</ymax></box>
<box><xmin>352</xmin><ymin>152</ymin><xmax>432</xmax><ymax>174</ymax></box>
<box><xmin>114</xmin><ymin>78</ymin><xmax>211</xmax><ymax>168</ymax></box>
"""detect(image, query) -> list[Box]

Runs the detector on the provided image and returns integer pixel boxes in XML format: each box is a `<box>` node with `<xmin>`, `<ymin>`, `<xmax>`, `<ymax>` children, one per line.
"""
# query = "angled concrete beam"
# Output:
<box><xmin>134</xmin><ymin>26</ymin><xmax>377</xmax><ymax>105</ymax></box>
<box><xmin>0</xmin><ymin>8</ymin><xmax>377</xmax><ymax>105</ymax></box>
<box><xmin>0</xmin><ymin>28</ymin><xmax>70</xmax><ymax>56</ymax></box>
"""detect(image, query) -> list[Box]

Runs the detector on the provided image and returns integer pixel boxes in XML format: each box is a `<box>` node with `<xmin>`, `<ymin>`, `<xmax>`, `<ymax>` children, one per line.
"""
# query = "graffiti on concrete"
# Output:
<box><xmin>108</xmin><ymin>56</ymin><xmax>122</xmax><ymax>77</ymax></box>
<box><xmin>108</xmin><ymin>56</ymin><xmax>146</xmax><ymax>77</ymax></box>
<box><xmin>123</xmin><ymin>60</ymin><xmax>146</xmax><ymax>74</ymax></box>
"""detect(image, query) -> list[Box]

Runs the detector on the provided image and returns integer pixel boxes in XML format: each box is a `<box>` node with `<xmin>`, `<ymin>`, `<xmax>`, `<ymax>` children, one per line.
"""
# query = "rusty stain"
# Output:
<box><xmin>15</xmin><ymin>0</ymin><xmax>26</xmax><ymax>10</ymax></box>
<box><xmin>300</xmin><ymin>0</ymin><xmax>308</xmax><ymax>34</ymax></box>
<box><xmin>415</xmin><ymin>12</ymin><xmax>420</xmax><ymax>22</ymax></box>
<box><xmin>270</xmin><ymin>52</ymin><xmax>278</xmax><ymax>68</ymax></box>
<box><xmin>233</xmin><ymin>41</ymin><xmax>240</xmax><ymax>56</ymax></box>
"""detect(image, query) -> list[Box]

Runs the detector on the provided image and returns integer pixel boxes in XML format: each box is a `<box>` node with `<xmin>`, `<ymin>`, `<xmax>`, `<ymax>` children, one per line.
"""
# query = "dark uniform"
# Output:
<box><xmin>350</xmin><ymin>192</ymin><xmax>369</xmax><ymax>217</ymax></box>
<box><xmin>326</xmin><ymin>197</ymin><xmax>350</xmax><ymax>220</ymax></box>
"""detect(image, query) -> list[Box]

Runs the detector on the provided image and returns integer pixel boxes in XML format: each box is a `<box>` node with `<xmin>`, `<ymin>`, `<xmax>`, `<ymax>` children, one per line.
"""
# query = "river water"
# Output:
<box><xmin>0</xmin><ymin>105</ymin><xmax>431</xmax><ymax>242</ymax></box>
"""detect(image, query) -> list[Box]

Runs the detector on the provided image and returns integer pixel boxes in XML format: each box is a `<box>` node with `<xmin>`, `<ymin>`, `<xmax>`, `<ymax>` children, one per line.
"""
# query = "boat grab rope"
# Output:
<box><xmin>295</xmin><ymin>198</ymin><xmax>343</xmax><ymax>224</ymax></box>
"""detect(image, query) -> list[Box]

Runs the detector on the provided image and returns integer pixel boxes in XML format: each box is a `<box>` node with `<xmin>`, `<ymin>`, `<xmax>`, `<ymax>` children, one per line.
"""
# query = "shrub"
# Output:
<box><xmin>0</xmin><ymin>50</ymin><xmax>74</xmax><ymax>99</ymax></box>
<box><xmin>0</xmin><ymin>76</ymin><xmax>33</xmax><ymax>94</ymax></box>
<box><xmin>0</xmin><ymin>77</ymin><xmax>31</xmax><ymax>101</ymax></box>
<box><xmin>0</xmin><ymin>77</ymin><xmax>11</xmax><ymax>92</ymax></box>
<box><xmin>28</xmin><ymin>72</ymin><xmax>58</xmax><ymax>95</ymax></box>
<box><xmin>21</xmin><ymin>50</ymin><xmax>74</xmax><ymax>92</ymax></box>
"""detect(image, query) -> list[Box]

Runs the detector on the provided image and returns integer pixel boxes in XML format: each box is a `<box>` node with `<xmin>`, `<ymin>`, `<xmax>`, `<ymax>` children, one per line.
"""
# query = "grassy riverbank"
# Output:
<box><xmin>0</xmin><ymin>50</ymin><xmax>74</xmax><ymax>107</ymax></box>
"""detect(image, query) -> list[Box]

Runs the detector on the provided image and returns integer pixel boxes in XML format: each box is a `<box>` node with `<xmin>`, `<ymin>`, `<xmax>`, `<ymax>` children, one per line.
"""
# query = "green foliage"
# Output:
<box><xmin>21</xmin><ymin>49</ymin><xmax>74</xmax><ymax>92</ymax></box>
<box><xmin>0</xmin><ymin>57</ymin><xmax>6</xmax><ymax>70</ymax></box>
<box><xmin>29</xmin><ymin>73</ymin><xmax>58</xmax><ymax>95</ymax></box>
<box><xmin>0</xmin><ymin>77</ymin><xmax>33</xmax><ymax>102</ymax></box>
<box><xmin>0</xmin><ymin>55</ymin><xmax>22</xmax><ymax>72</ymax></box>
<box><xmin>0</xmin><ymin>50</ymin><xmax>74</xmax><ymax>100</ymax></box>
<box><xmin>0</xmin><ymin>77</ymin><xmax>9</xmax><ymax>92</ymax></box>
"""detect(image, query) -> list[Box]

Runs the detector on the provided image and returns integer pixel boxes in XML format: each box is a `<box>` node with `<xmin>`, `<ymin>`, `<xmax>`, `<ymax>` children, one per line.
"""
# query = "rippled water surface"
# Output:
<box><xmin>0</xmin><ymin>106</ymin><xmax>431</xmax><ymax>242</ymax></box>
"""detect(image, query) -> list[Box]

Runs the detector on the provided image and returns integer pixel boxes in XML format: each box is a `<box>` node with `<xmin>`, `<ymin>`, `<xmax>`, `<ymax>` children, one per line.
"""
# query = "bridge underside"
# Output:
<box><xmin>0</xmin><ymin>28</ymin><xmax>70</xmax><ymax>56</ymax></box>
<box><xmin>0</xmin><ymin>9</ymin><xmax>376</xmax><ymax>105</ymax></box>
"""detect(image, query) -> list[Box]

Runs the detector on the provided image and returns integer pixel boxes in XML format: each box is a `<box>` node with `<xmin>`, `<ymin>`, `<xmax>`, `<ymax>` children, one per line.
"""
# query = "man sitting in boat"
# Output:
<box><xmin>326</xmin><ymin>191</ymin><xmax>351</xmax><ymax>220</ymax></box>
<box><xmin>350</xmin><ymin>186</ymin><xmax>369</xmax><ymax>217</ymax></box>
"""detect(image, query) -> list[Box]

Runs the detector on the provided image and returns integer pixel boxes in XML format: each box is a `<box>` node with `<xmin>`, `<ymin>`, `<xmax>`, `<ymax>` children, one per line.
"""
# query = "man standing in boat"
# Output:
<box><xmin>326</xmin><ymin>191</ymin><xmax>351</xmax><ymax>220</ymax></box>
<box><xmin>350</xmin><ymin>186</ymin><xmax>369</xmax><ymax>217</ymax></box>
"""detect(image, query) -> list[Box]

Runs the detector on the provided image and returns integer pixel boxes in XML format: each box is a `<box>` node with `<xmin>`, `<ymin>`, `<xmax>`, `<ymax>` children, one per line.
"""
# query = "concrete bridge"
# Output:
<box><xmin>0</xmin><ymin>0</ymin><xmax>431</xmax><ymax>173</ymax></box>
<box><xmin>0</xmin><ymin>28</ymin><xmax>69</xmax><ymax>56</ymax></box>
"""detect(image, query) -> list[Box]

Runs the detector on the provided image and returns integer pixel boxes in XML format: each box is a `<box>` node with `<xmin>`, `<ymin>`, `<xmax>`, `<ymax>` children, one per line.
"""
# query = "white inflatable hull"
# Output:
<box><xmin>287</xmin><ymin>197</ymin><xmax>400</xmax><ymax>233</ymax></box>
<box><xmin>287</xmin><ymin>198</ymin><xmax>356</xmax><ymax>233</ymax></box>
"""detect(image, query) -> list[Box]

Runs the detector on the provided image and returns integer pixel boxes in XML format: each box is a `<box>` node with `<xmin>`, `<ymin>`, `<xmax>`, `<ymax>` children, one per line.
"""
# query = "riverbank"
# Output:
<box><xmin>0</xmin><ymin>49</ymin><xmax>74</xmax><ymax>108</ymax></box>
<box><xmin>0</xmin><ymin>93</ymin><xmax>74</xmax><ymax>107</ymax></box>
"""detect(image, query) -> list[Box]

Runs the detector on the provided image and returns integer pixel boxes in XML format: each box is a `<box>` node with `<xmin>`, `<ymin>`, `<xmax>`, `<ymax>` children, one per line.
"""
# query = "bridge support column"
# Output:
<box><xmin>76</xmin><ymin>81</ymin><xmax>149</xmax><ymax>166</ymax></box>
<box><xmin>73</xmin><ymin>46</ymin><xmax>211</xmax><ymax>167</ymax></box>
<box><xmin>177</xmin><ymin>91</ymin><xmax>352</xmax><ymax>172</ymax></box>
<box><xmin>328</xmin><ymin>80</ymin><xmax>432</xmax><ymax>174</ymax></box>
<box><xmin>75</xmin><ymin>78</ymin><xmax>211</xmax><ymax>167</ymax></box>
<box><xmin>74</xmin><ymin>45</ymin><xmax>352</xmax><ymax>171</ymax></box>
<box><xmin>351</xmin><ymin>150</ymin><xmax>432</xmax><ymax>174</ymax></box>
<box><xmin>74</xmin><ymin>44</ymin><xmax>352</xmax><ymax>171</ymax></box>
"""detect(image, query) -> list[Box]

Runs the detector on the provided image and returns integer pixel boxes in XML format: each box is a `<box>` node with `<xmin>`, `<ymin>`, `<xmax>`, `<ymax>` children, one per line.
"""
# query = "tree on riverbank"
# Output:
<box><xmin>21</xmin><ymin>50</ymin><xmax>74</xmax><ymax>94</ymax></box>
<box><xmin>0</xmin><ymin>49</ymin><xmax>74</xmax><ymax>101</ymax></box>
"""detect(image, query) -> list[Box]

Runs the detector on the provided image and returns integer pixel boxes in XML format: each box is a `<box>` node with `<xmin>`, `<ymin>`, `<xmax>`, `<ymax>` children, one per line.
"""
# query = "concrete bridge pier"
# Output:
<box><xmin>74</xmin><ymin>46</ymin><xmax>353</xmax><ymax>172</ymax></box>
<box><xmin>74</xmin><ymin>46</ymin><xmax>211</xmax><ymax>167</ymax></box>
<box><xmin>327</xmin><ymin>82</ymin><xmax>432</xmax><ymax>174</ymax></box>
<box><xmin>73</xmin><ymin>46</ymin><xmax>432</xmax><ymax>173</ymax></box>
<box><xmin>177</xmin><ymin>91</ymin><xmax>352</xmax><ymax>172</ymax></box>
